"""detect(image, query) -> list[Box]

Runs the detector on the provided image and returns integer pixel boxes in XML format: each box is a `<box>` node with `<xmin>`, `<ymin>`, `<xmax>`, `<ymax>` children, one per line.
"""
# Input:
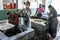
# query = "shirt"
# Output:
<box><xmin>21</xmin><ymin>8</ymin><xmax>31</xmax><ymax>20</ymax></box>
<box><xmin>48</xmin><ymin>8</ymin><xmax>57</xmax><ymax>23</ymax></box>
<box><xmin>36</xmin><ymin>7</ymin><xmax>44</xmax><ymax>13</ymax></box>
<box><xmin>49</xmin><ymin>8</ymin><xmax>57</xmax><ymax>18</ymax></box>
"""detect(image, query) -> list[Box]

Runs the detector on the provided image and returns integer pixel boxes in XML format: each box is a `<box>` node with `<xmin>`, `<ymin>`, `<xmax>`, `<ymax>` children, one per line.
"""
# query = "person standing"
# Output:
<box><xmin>35</xmin><ymin>4</ymin><xmax>44</xmax><ymax>18</ymax></box>
<box><xmin>48</xmin><ymin>5</ymin><xmax>58</xmax><ymax>40</ymax></box>
<box><xmin>21</xmin><ymin>1</ymin><xmax>31</xmax><ymax>27</ymax></box>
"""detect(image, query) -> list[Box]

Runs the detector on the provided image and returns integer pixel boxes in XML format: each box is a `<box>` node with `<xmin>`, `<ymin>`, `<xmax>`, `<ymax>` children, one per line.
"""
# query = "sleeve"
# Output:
<box><xmin>51</xmin><ymin>9</ymin><xmax>57</xmax><ymax>17</ymax></box>
<box><xmin>8</xmin><ymin>14</ymin><xmax>14</xmax><ymax>24</ymax></box>
<box><xmin>48</xmin><ymin>9</ymin><xmax>57</xmax><ymax>22</ymax></box>
<box><xmin>53</xmin><ymin>10</ymin><xmax>57</xmax><ymax>17</ymax></box>
<box><xmin>13</xmin><ymin>14</ymin><xmax>19</xmax><ymax>25</ymax></box>
<box><xmin>19</xmin><ymin>9</ymin><xmax>25</xmax><ymax>17</ymax></box>
<box><xmin>21</xmin><ymin>9</ymin><xmax>25</xmax><ymax>17</ymax></box>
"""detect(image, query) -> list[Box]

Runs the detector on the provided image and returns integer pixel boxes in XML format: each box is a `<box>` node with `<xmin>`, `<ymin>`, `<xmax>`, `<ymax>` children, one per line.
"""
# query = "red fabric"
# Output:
<box><xmin>14</xmin><ymin>3</ymin><xmax>16</xmax><ymax>9</ymax></box>
<box><xmin>7</xmin><ymin>5</ymin><xmax>11</xmax><ymax>9</ymax></box>
<box><xmin>10</xmin><ymin>3</ymin><xmax>16</xmax><ymax>9</ymax></box>
<box><xmin>10</xmin><ymin>3</ymin><xmax>12</xmax><ymax>9</ymax></box>
<box><xmin>8</xmin><ymin>13</ymin><xmax>19</xmax><ymax>25</ymax></box>
<box><xmin>8</xmin><ymin>14</ymin><xmax>13</xmax><ymax>24</ymax></box>
<box><xmin>13</xmin><ymin>14</ymin><xmax>19</xmax><ymax>25</ymax></box>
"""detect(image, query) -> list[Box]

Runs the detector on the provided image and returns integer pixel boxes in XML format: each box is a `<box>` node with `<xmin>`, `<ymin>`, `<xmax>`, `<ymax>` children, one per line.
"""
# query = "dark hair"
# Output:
<box><xmin>24</xmin><ymin>2</ymin><xmax>25</xmax><ymax>4</ymax></box>
<box><xmin>25</xmin><ymin>1</ymin><xmax>30</xmax><ymax>6</ymax></box>
<box><xmin>17</xmin><ymin>9</ymin><xmax>19</xmax><ymax>12</ymax></box>
<box><xmin>7</xmin><ymin>11</ymin><xmax>11</xmax><ymax>15</ymax></box>
<box><xmin>39</xmin><ymin>4</ymin><xmax>42</xmax><ymax>5</ymax></box>
<box><xmin>48</xmin><ymin>5</ymin><xmax>53</xmax><ymax>8</ymax></box>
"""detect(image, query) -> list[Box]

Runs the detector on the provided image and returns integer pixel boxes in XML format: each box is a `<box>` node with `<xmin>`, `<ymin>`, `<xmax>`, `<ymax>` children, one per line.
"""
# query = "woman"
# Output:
<box><xmin>48</xmin><ymin>5</ymin><xmax>58</xmax><ymax>40</ymax></box>
<box><xmin>21</xmin><ymin>1</ymin><xmax>31</xmax><ymax>27</ymax></box>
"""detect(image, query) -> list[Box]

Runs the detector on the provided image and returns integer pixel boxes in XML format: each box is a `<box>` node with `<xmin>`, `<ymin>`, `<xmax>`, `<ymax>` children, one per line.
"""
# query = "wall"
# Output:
<box><xmin>52</xmin><ymin>0</ymin><xmax>60</xmax><ymax>14</ymax></box>
<box><xmin>0</xmin><ymin>0</ymin><xmax>3</xmax><ymax>10</ymax></box>
<box><xmin>42</xmin><ymin>0</ymin><xmax>46</xmax><ymax>5</ymax></box>
<box><xmin>37</xmin><ymin>0</ymin><xmax>42</xmax><ymax>7</ymax></box>
<box><xmin>3</xmin><ymin>0</ymin><xmax>12</xmax><ymax>3</ymax></box>
<box><xmin>18</xmin><ymin>0</ymin><xmax>23</xmax><ymax>9</ymax></box>
<box><xmin>45</xmin><ymin>0</ymin><xmax>60</xmax><ymax>14</ymax></box>
<box><xmin>45</xmin><ymin>0</ymin><xmax>52</xmax><ymax>13</ymax></box>
<box><xmin>18</xmin><ymin>0</ymin><xmax>38</xmax><ymax>9</ymax></box>
<box><xmin>30</xmin><ymin>2</ymin><xmax>37</xmax><ymax>8</ymax></box>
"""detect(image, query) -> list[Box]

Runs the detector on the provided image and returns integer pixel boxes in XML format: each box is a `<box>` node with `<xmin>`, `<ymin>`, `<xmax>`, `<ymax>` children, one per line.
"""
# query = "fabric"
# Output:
<box><xmin>14</xmin><ymin>3</ymin><xmax>16</xmax><ymax>9</ymax></box>
<box><xmin>49</xmin><ymin>8</ymin><xmax>57</xmax><ymax>18</ymax></box>
<box><xmin>21</xmin><ymin>8</ymin><xmax>31</xmax><ymax>25</ymax></box>
<box><xmin>48</xmin><ymin>8</ymin><xmax>58</xmax><ymax>38</ymax></box>
<box><xmin>36</xmin><ymin>7</ymin><xmax>44</xmax><ymax>13</ymax></box>
<box><xmin>8</xmin><ymin>13</ymin><xmax>19</xmax><ymax>26</ymax></box>
<box><xmin>37</xmin><ymin>13</ymin><xmax>42</xmax><ymax>18</ymax></box>
<box><xmin>49</xmin><ymin>17</ymin><xmax>58</xmax><ymax>38</ymax></box>
<box><xmin>21</xmin><ymin>8</ymin><xmax>31</xmax><ymax>17</ymax></box>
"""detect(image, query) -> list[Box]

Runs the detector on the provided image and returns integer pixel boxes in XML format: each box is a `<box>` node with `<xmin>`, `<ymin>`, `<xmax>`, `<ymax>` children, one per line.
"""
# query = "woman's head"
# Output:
<box><xmin>25</xmin><ymin>1</ymin><xmax>30</xmax><ymax>8</ymax></box>
<box><xmin>48</xmin><ymin>5</ymin><xmax>54</xmax><ymax>11</ymax></box>
<box><xmin>7</xmin><ymin>11</ymin><xmax>11</xmax><ymax>15</ymax></box>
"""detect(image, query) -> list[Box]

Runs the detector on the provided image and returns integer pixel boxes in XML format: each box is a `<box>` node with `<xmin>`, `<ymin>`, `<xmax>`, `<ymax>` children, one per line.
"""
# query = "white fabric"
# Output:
<box><xmin>21</xmin><ymin>17</ymin><xmax>24</xmax><ymax>25</ymax></box>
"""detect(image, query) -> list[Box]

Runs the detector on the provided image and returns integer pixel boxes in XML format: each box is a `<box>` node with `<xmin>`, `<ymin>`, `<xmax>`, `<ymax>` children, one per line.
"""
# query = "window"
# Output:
<box><xmin>52</xmin><ymin>0</ymin><xmax>60</xmax><ymax>14</ymax></box>
<box><xmin>3</xmin><ymin>0</ymin><xmax>16</xmax><ymax>10</ymax></box>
